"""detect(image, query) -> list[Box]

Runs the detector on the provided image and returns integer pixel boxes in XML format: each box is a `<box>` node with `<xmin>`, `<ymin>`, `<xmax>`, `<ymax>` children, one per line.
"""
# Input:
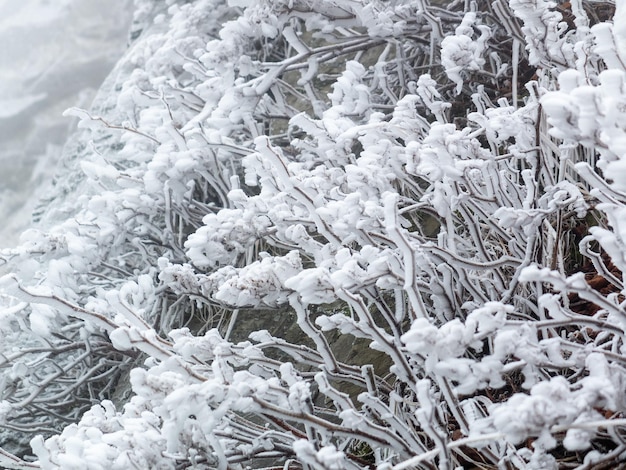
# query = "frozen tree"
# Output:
<box><xmin>0</xmin><ymin>0</ymin><xmax>624</xmax><ymax>468</ymax></box>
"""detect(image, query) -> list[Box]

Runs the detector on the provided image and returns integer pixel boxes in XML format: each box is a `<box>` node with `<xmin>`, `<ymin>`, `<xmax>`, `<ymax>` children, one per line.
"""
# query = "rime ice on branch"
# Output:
<box><xmin>0</xmin><ymin>0</ymin><xmax>624</xmax><ymax>469</ymax></box>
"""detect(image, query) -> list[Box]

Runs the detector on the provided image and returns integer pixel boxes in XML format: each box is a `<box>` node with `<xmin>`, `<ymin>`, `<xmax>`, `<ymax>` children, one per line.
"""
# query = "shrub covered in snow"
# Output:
<box><xmin>0</xmin><ymin>0</ymin><xmax>625</xmax><ymax>468</ymax></box>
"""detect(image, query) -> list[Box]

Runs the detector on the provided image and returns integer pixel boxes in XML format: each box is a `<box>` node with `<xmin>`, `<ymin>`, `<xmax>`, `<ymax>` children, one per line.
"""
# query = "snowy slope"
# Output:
<box><xmin>0</xmin><ymin>0</ymin><xmax>134</xmax><ymax>246</ymax></box>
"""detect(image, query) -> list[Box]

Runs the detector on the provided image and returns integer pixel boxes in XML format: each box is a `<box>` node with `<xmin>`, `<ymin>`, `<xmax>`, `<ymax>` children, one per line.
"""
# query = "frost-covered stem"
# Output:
<box><xmin>425</xmin><ymin>244</ymin><xmax>519</xmax><ymax>271</ymax></box>
<box><xmin>109</xmin><ymin>292</ymin><xmax>154</xmax><ymax>331</ymax></box>
<box><xmin>0</xmin><ymin>342</ymin><xmax>92</xmax><ymax>366</ymax></box>
<box><xmin>384</xmin><ymin>193</ymin><xmax>429</xmax><ymax>320</ymax></box>
<box><xmin>14</xmin><ymin>349</ymin><xmax>92</xmax><ymax>407</ymax></box>
<box><xmin>361</xmin><ymin>364</ymin><xmax>378</xmax><ymax>397</ymax></box>
<box><xmin>223</xmin><ymin>308</ymin><xmax>239</xmax><ymax>341</ymax></box>
<box><xmin>253</xmin><ymin>396</ymin><xmax>415</xmax><ymax>457</ymax></box>
<box><xmin>63</xmin><ymin>107</ymin><xmax>161</xmax><ymax>144</ymax></box>
<box><xmin>0</xmin><ymin>274</ymin><xmax>116</xmax><ymax>332</ymax></box>
<box><xmin>551</xmin><ymin>418</ymin><xmax>626</xmax><ymax>433</ymax></box>
<box><xmin>455</xmin><ymin>205</ymin><xmax>492</xmax><ymax>269</ymax></box>
<box><xmin>534</xmin><ymin>318</ymin><xmax>623</xmax><ymax>340</ymax></box>
<box><xmin>0</xmin><ymin>275</ymin><xmax>208</xmax><ymax>382</ymax></box>
<box><xmin>261</xmin><ymin>36</ymin><xmax>378</xmax><ymax>71</ymax></box>
<box><xmin>446</xmin><ymin>432</ymin><xmax>505</xmax><ymax>448</ymax></box>
<box><xmin>255</xmin><ymin>137</ymin><xmax>341</xmax><ymax>245</ymax></box>
<box><xmin>592</xmin><ymin>23</ymin><xmax>626</xmax><ymax>71</ymax></box>
<box><xmin>289</xmin><ymin>295</ymin><xmax>339</xmax><ymax>373</ymax></box>
<box><xmin>316</xmin><ymin>370</ymin><xmax>354</xmax><ymax>412</ymax></box>
<box><xmin>567</xmin><ymin>283</ymin><xmax>622</xmax><ymax>315</ymax></box>
<box><xmin>0</xmin><ymin>449</ymin><xmax>39</xmax><ymax>470</ymax></box>
<box><xmin>416</xmin><ymin>380</ymin><xmax>450</xmax><ymax>469</ymax></box>
<box><xmin>574</xmin><ymin>163</ymin><xmax>626</xmax><ymax>204</ymax></box>
<box><xmin>501</xmin><ymin>232</ymin><xmax>539</xmax><ymax>304</ymax></box>
<box><xmin>392</xmin><ymin>449</ymin><xmax>440</xmax><ymax>470</ymax></box>
<box><xmin>363</xmin><ymin>288</ymin><xmax>405</xmax><ymax>342</ymax></box>
<box><xmin>358</xmin><ymin>392</ymin><xmax>428</xmax><ymax>453</ymax></box>
<box><xmin>512</xmin><ymin>39</ymin><xmax>520</xmax><ymax>108</ymax></box>
<box><xmin>579</xmin><ymin>236</ymin><xmax>623</xmax><ymax>290</ymax></box>
<box><xmin>337</xmin><ymin>289</ymin><xmax>416</xmax><ymax>386</ymax></box>
<box><xmin>435</xmin><ymin>376</ymin><xmax>469</xmax><ymax>435</ymax></box>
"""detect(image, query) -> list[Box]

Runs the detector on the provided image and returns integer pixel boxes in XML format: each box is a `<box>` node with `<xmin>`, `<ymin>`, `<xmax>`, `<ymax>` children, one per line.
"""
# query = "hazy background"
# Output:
<box><xmin>0</xmin><ymin>0</ymin><xmax>134</xmax><ymax>246</ymax></box>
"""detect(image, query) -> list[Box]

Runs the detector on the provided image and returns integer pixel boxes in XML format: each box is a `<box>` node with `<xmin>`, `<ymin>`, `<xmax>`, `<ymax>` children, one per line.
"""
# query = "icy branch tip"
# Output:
<box><xmin>62</xmin><ymin>106</ymin><xmax>89</xmax><ymax>119</ymax></box>
<box><xmin>0</xmin><ymin>273</ymin><xmax>19</xmax><ymax>293</ymax></box>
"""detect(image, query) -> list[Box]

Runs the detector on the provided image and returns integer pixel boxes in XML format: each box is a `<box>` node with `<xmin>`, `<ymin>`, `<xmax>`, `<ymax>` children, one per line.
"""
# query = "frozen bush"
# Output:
<box><xmin>0</xmin><ymin>0</ymin><xmax>625</xmax><ymax>468</ymax></box>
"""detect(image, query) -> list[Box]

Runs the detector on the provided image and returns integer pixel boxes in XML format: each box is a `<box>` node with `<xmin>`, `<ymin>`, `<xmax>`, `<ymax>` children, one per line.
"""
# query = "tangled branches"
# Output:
<box><xmin>0</xmin><ymin>0</ymin><xmax>625</xmax><ymax>468</ymax></box>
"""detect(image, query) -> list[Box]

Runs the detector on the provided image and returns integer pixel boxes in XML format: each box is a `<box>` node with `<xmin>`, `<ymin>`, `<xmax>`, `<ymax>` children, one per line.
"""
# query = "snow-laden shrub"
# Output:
<box><xmin>0</xmin><ymin>0</ymin><xmax>625</xmax><ymax>468</ymax></box>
